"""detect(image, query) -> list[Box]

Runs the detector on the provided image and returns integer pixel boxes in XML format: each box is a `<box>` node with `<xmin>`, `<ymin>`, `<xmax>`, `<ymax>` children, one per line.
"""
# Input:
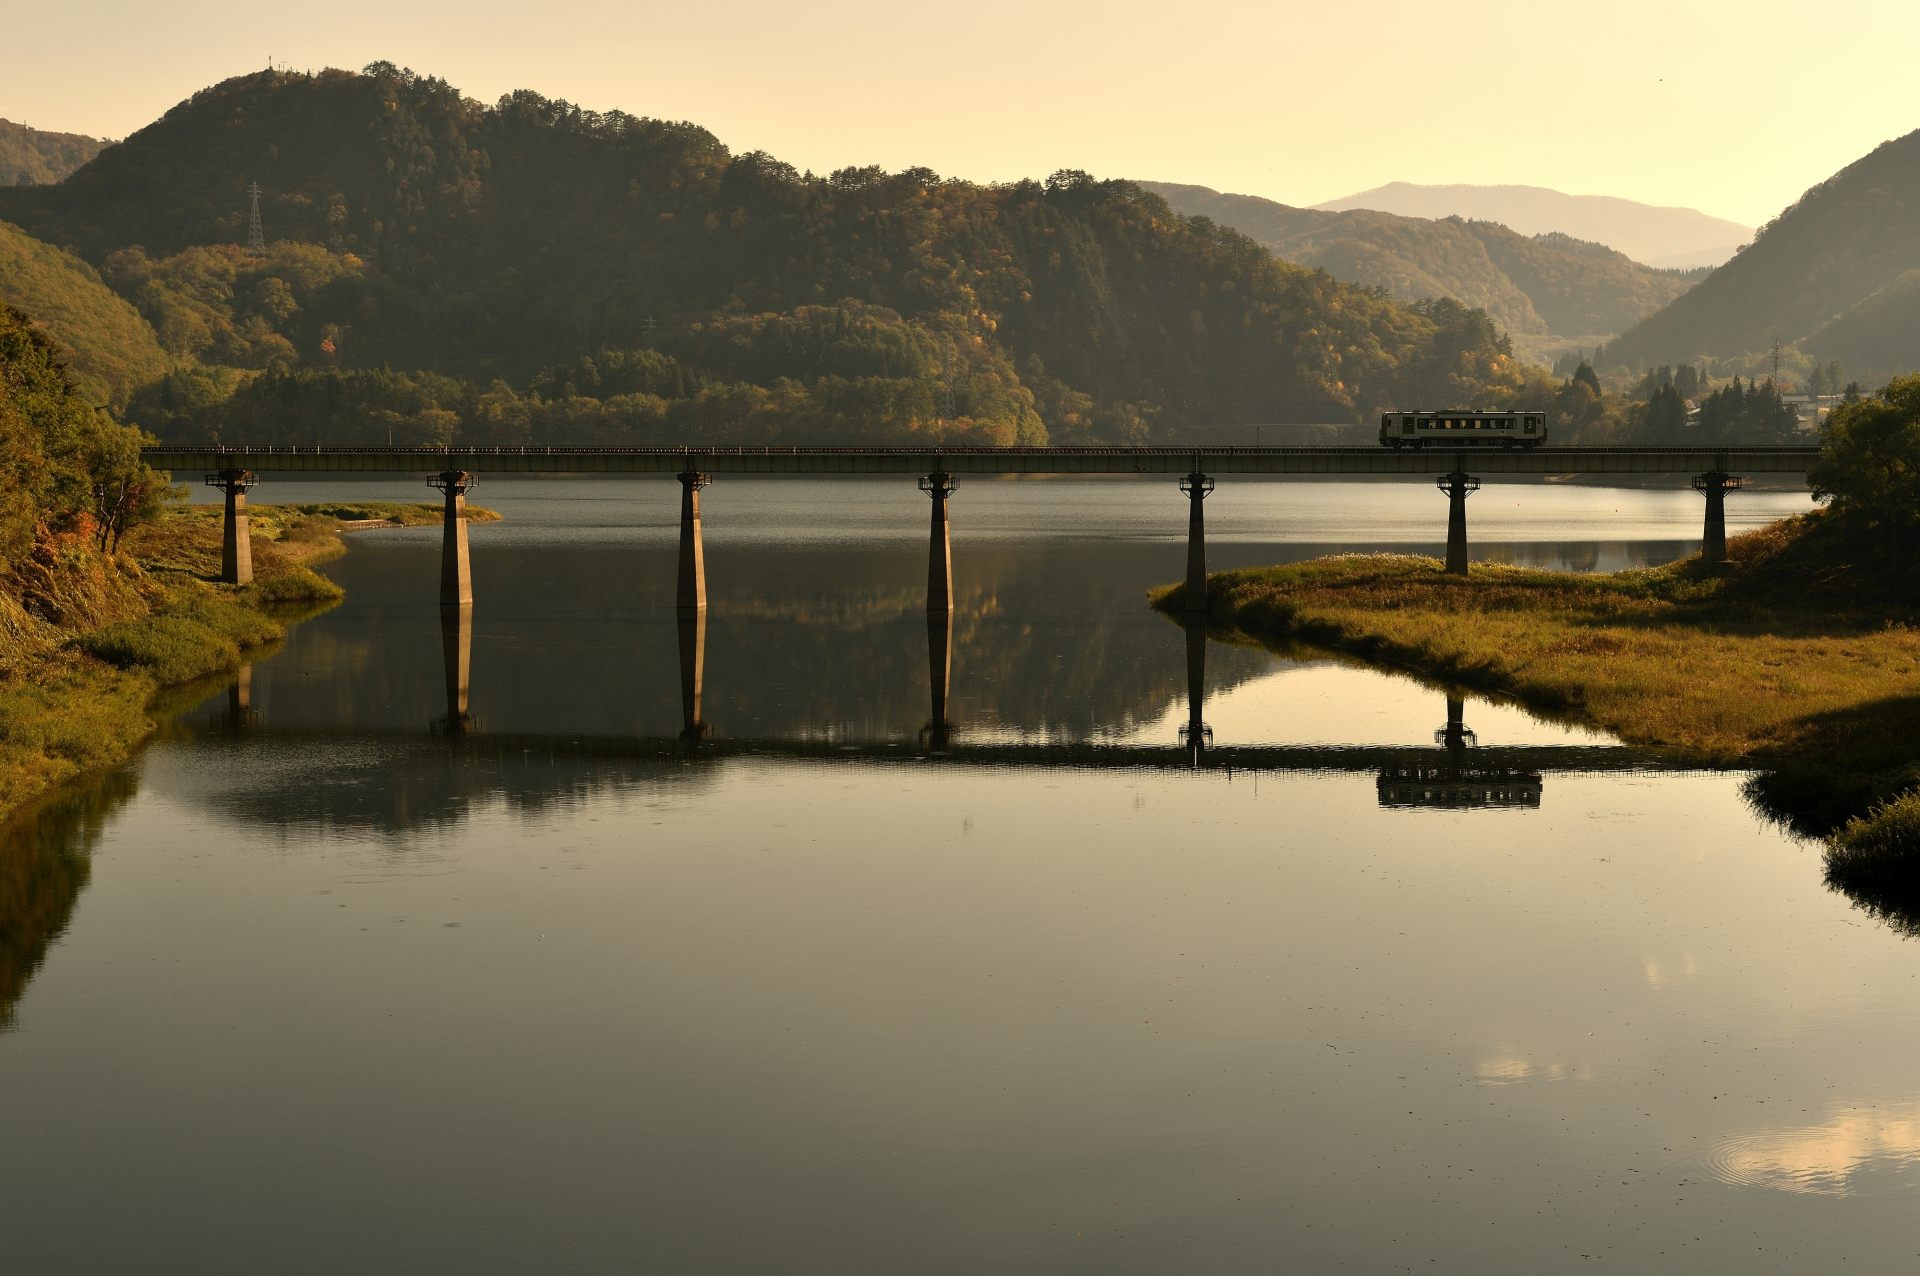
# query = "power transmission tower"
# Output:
<box><xmin>1770</xmin><ymin>340</ymin><xmax>1782</xmax><ymax>385</ymax></box>
<box><xmin>246</xmin><ymin>181</ymin><xmax>265</xmax><ymax>253</ymax></box>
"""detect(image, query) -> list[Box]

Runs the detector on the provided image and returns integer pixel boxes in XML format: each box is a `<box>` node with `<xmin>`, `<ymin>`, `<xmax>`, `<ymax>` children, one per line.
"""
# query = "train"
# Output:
<box><xmin>1379</xmin><ymin>410</ymin><xmax>1547</xmax><ymax>449</ymax></box>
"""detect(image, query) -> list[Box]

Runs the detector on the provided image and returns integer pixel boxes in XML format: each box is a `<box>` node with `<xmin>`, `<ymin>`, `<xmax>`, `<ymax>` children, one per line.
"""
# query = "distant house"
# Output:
<box><xmin>1780</xmin><ymin>393</ymin><xmax>1840</xmax><ymax>434</ymax></box>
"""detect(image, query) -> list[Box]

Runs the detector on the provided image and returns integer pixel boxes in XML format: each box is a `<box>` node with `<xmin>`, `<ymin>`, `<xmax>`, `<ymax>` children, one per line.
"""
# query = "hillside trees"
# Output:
<box><xmin>0</xmin><ymin>306</ymin><xmax>169</xmax><ymax>561</ymax></box>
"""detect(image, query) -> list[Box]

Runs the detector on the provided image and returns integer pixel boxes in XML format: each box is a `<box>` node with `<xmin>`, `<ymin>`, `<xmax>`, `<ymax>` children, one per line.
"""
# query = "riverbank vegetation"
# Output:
<box><xmin>0</xmin><ymin>299</ymin><xmax>498</xmax><ymax>824</ymax></box>
<box><xmin>1158</xmin><ymin>376</ymin><xmax>1920</xmax><ymax>924</ymax></box>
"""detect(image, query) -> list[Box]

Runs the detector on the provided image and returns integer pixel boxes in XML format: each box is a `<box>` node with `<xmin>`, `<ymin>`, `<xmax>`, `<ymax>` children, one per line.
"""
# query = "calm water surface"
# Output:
<box><xmin>12</xmin><ymin>478</ymin><xmax>1920</xmax><ymax>1272</ymax></box>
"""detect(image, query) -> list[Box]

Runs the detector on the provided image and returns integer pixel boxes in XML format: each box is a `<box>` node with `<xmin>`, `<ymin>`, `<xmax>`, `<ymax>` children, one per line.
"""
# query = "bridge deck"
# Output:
<box><xmin>145</xmin><ymin>444</ymin><xmax>1821</xmax><ymax>477</ymax></box>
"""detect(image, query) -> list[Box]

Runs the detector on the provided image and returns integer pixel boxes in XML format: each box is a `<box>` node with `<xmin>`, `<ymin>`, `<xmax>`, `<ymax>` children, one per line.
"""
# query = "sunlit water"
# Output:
<box><xmin>12</xmin><ymin>478</ymin><xmax>1920</xmax><ymax>1272</ymax></box>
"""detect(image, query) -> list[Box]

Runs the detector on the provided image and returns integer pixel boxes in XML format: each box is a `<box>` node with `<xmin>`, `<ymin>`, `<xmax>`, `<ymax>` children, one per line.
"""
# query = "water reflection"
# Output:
<box><xmin>0</xmin><ymin>768</ymin><xmax>138</xmax><ymax>1031</ymax></box>
<box><xmin>225</xmin><ymin>664</ymin><xmax>256</xmax><ymax>731</ymax></box>
<box><xmin>1708</xmin><ymin>1104</ymin><xmax>1920</xmax><ymax>1196</ymax></box>
<box><xmin>1180</xmin><ymin>619</ymin><xmax>1211</xmax><ymax>766</ymax></box>
<box><xmin>1376</xmin><ymin>697</ymin><xmax>1545</xmax><ymax>809</ymax></box>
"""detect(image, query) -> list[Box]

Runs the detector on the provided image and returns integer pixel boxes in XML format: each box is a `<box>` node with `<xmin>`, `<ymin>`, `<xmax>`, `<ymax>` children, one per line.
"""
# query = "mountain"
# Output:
<box><xmin>0</xmin><ymin>221</ymin><xmax>166</xmax><ymax>403</ymax></box>
<box><xmin>1601</xmin><ymin>131</ymin><xmax>1920</xmax><ymax>382</ymax></box>
<box><xmin>1316</xmin><ymin>182</ymin><xmax>1752</xmax><ymax>270</ymax></box>
<box><xmin>0</xmin><ymin>66</ymin><xmax>1525</xmax><ymax>447</ymax></box>
<box><xmin>0</xmin><ymin>120</ymin><xmax>107</xmax><ymax>186</ymax></box>
<box><xmin>1141</xmin><ymin>181</ymin><xmax>1698</xmax><ymax>358</ymax></box>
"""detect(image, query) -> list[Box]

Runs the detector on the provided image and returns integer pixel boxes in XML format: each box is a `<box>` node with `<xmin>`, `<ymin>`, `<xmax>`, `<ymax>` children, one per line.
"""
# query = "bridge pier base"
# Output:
<box><xmin>430</xmin><ymin>471</ymin><xmax>475</xmax><ymax>607</ymax></box>
<box><xmin>1692</xmin><ymin>471</ymin><xmax>1745</xmax><ymax>566</ymax></box>
<box><xmin>206</xmin><ymin>469</ymin><xmax>256</xmax><ymax>585</ymax></box>
<box><xmin>1436</xmin><ymin>469</ymin><xmax>1480</xmax><ymax>576</ymax></box>
<box><xmin>1180</xmin><ymin>470</ymin><xmax>1215</xmax><ymax>615</ymax></box>
<box><xmin>678</xmin><ymin>609</ymin><xmax>710</xmax><ymax>743</ymax></box>
<box><xmin>921</xmin><ymin>471</ymin><xmax>956</xmax><ymax>614</ymax></box>
<box><xmin>677</xmin><ymin>470</ymin><xmax>711</xmax><ymax>614</ymax></box>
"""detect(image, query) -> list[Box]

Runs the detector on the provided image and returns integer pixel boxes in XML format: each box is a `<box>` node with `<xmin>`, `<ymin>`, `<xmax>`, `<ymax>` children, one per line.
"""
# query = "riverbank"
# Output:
<box><xmin>1153</xmin><ymin>510</ymin><xmax>1920</xmax><ymax>865</ymax></box>
<box><xmin>0</xmin><ymin>501</ymin><xmax>498</xmax><ymax>823</ymax></box>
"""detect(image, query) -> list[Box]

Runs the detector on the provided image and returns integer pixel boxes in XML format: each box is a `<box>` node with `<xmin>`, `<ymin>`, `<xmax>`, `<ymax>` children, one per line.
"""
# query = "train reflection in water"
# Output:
<box><xmin>1375</xmin><ymin>697</ymin><xmax>1544</xmax><ymax>810</ymax></box>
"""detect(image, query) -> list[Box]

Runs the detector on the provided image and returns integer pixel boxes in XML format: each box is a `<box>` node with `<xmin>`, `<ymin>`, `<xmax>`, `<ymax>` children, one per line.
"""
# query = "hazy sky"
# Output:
<box><xmin>5</xmin><ymin>0</ymin><xmax>1915</xmax><ymax>226</ymax></box>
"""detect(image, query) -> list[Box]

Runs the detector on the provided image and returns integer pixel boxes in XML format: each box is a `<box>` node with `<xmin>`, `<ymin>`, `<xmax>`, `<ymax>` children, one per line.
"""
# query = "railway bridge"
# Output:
<box><xmin>143</xmin><ymin>444</ymin><xmax>1821</xmax><ymax>611</ymax></box>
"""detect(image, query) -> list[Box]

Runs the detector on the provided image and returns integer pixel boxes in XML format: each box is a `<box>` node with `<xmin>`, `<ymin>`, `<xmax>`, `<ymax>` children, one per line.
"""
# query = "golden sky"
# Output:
<box><xmin>7</xmin><ymin>0</ymin><xmax>1915</xmax><ymax>225</ymax></box>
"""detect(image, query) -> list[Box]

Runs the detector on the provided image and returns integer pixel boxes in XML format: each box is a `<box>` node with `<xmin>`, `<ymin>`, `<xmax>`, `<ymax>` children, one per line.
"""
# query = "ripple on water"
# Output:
<box><xmin>1700</xmin><ymin>1104</ymin><xmax>1920</xmax><ymax>1196</ymax></box>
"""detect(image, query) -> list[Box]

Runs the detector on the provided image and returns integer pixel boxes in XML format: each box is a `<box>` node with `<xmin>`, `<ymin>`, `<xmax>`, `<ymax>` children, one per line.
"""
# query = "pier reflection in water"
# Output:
<box><xmin>1376</xmin><ymin>697</ymin><xmax>1545</xmax><ymax>810</ymax></box>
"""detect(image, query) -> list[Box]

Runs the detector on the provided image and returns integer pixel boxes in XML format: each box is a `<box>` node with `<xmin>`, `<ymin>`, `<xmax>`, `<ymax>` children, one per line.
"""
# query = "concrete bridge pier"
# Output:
<box><xmin>1692</xmin><ymin>470</ymin><xmax>1746</xmax><ymax>565</ymax></box>
<box><xmin>677</xmin><ymin>470</ymin><xmax>711</xmax><ymax>614</ymax></box>
<box><xmin>921</xmin><ymin>471</ymin><xmax>956</xmax><ymax>613</ymax></box>
<box><xmin>430</xmin><ymin>471</ymin><xmax>475</xmax><ymax>607</ymax></box>
<box><xmin>1436</xmin><ymin>468</ymin><xmax>1481</xmax><ymax>576</ymax></box>
<box><xmin>205</xmin><ymin>469</ymin><xmax>257</xmax><ymax>585</ymax></box>
<box><xmin>926</xmin><ymin>609</ymin><xmax>953</xmax><ymax>751</ymax></box>
<box><xmin>440</xmin><ymin>602</ymin><xmax>473</xmax><ymax>735</ymax></box>
<box><xmin>1180</xmin><ymin>469</ymin><xmax>1215</xmax><ymax>615</ymax></box>
<box><xmin>677</xmin><ymin>609</ymin><xmax>710</xmax><ymax>743</ymax></box>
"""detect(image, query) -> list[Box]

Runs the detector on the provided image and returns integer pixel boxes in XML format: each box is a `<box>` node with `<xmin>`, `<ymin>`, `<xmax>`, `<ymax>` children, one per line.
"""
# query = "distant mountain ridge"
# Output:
<box><xmin>0</xmin><ymin>120</ymin><xmax>107</xmax><ymax>187</ymax></box>
<box><xmin>1140</xmin><ymin>181</ymin><xmax>1698</xmax><ymax>358</ymax></box>
<box><xmin>1601</xmin><ymin>130</ymin><xmax>1920</xmax><ymax>382</ymax></box>
<box><xmin>1316</xmin><ymin>182</ymin><xmax>1751</xmax><ymax>269</ymax></box>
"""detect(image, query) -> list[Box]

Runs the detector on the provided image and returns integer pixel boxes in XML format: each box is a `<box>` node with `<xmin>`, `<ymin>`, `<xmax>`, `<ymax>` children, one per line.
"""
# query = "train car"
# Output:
<box><xmin>1378</xmin><ymin>410</ymin><xmax>1547</xmax><ymax>449</ymax></box>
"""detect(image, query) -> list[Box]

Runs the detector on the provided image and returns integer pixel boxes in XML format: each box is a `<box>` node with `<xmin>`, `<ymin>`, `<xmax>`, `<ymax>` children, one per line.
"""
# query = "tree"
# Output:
<box><xmin>1633</xmin><ymin>384</ymin><xmax>1688</xmax><ymax>444</ymax></box>
<box><xmin>0</xmin><ymin>305</ymin><xmax>167</xmax><ymax>560</ymax></box>
<box><xmin>1809</xmin><ymin>375</ymin><xmax>1920</xmax><ymax>539</ymax></box>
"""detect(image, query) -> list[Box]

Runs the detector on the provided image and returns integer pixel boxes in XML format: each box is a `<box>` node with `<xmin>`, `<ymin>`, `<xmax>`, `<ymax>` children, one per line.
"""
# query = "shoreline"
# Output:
<box><xmin>0</xmin><ymin>501</ymin><xmax>498</xmax><ymax>833</ymax></box>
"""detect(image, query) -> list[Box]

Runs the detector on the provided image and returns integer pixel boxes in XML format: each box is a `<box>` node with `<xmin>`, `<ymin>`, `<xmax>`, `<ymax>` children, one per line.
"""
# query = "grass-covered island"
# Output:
<box><xmin>1155</xmin><ymin>376</ymin><xmax>1920</xmax><ymax>932</ymax></box>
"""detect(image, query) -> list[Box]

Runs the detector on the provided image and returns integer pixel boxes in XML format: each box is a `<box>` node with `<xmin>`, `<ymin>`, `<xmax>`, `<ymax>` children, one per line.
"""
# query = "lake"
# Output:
<box><xmin>10</xmin><ymin>476</ymin><xmax>1918</xmax><ymax>1272</ymax></box>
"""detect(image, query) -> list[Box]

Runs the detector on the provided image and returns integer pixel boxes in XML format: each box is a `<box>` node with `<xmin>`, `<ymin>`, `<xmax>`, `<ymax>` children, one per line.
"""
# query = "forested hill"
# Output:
<box><xmin>1142</xmin><ymin>181</ymin><xmax>1699</xmax><ymax>360</ymax></box>
<box><xmin>0</xmin><ymin>65</ymin><xmax>1525</xmax><ymax>447</ymax></box>
<box><xmin>1602</xmin><ymin>131</ymin><xmax>1920</xmax><ymax>383</ymax></box>
<box><xmin>0</xmin><ymin>121</ymin><xmax>106</xmax><ymax>187</ymax></box>
<box><xmin>0</xmin><ymin>221</ymin><xmax>166</xmax><ymax>404</ymax></box>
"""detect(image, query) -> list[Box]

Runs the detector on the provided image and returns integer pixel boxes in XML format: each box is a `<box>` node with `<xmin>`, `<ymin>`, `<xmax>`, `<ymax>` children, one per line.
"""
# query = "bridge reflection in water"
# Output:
<box><xmin>210</xmin><ymin>598</ymin><xmax>1681</xmax><ymax>814</ymax></box>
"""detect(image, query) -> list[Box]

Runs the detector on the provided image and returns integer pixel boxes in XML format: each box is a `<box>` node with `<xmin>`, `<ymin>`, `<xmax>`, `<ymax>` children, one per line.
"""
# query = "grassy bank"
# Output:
<box><xmin>1153</xmin><ymin>512</ymin><xmax>1920</xmax><ymax>899</ymax></box>
<box><xmin>0</xmin><ymin>500</ymin><xmax>495</xmax><ymax>822</ymax></box>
